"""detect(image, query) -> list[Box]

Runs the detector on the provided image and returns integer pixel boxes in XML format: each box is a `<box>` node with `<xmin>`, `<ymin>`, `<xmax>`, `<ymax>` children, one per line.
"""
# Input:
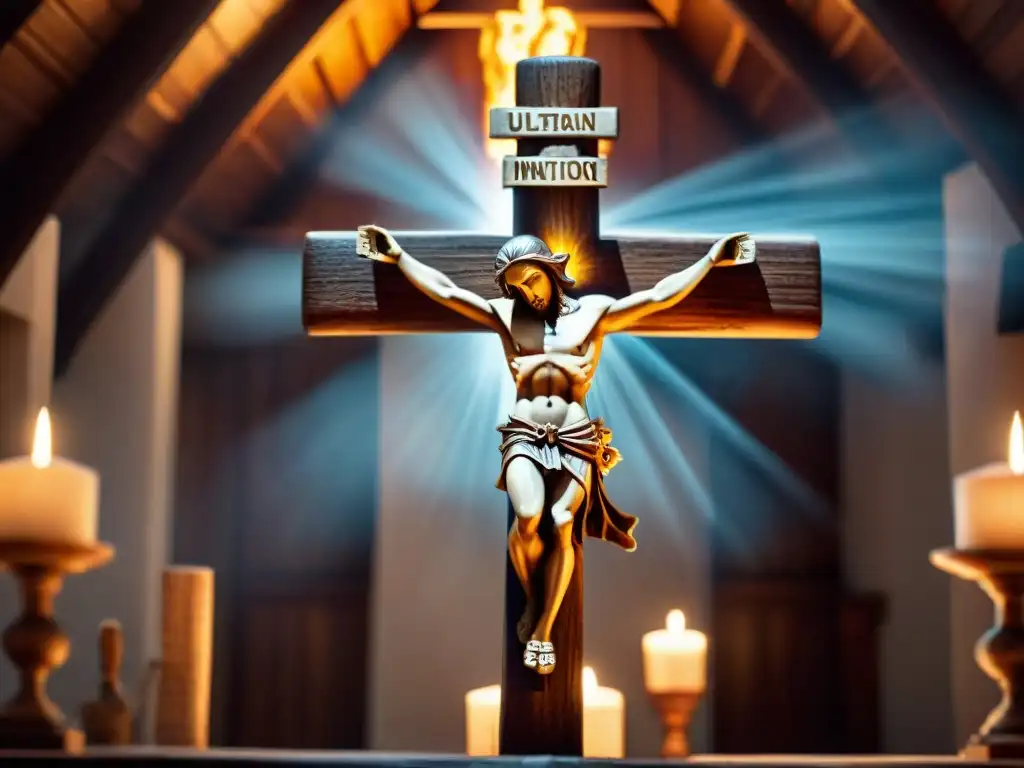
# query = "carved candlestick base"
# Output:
<box><xmin>649</xmin><ymin>691</ymin><xmax>702</xmax><ymax>758</ymax></box>
<box><xmin>0</xmin><ymin>539</ymin><xmax>114</xmax><ymax>752</ymax></box>
<box><xmin>931</xmin><ymin>548</ymin><xmax>1024</xmax><ymax>759</ymax></box>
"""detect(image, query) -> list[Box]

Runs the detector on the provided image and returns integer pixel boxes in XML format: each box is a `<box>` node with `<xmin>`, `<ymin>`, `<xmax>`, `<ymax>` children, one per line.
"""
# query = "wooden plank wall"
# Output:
<box><xmin>701</xmin><ymin>340</ymin><xmax>883</xmax><ymax>753</ymax></box>
<box><xmin>175</xmin><ymin>337</ymin><xmax>377</xmax><ymax>748</ymax></box>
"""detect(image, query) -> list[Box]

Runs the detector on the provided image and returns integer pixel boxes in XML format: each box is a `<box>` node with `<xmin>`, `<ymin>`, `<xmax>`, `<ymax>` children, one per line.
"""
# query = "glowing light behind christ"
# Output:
<box><xmin>184</xmin><ymin>52</ymin><xmax>954</xmax><ymax>554</ymax></box>
<box><xmin>480</xmin><ymin>0</ymin><xmax>584</xmax><ymax>163</ymax></box>
<box><xmin>478</xmin><ymin>0</ymin><xmax>611</xmax><ymax>165</ymax></box>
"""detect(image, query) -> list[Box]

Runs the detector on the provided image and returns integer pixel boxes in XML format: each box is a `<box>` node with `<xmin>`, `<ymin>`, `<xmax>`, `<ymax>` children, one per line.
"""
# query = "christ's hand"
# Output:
<box><xmin>357</xmin><ymin>225</ymin><xmax>402</xmax><ymax>264</ymax></box>
<box><xmin>709</xmin><ymin>232</ymin><xmax>756</xmax><ymax>267</ymax></box>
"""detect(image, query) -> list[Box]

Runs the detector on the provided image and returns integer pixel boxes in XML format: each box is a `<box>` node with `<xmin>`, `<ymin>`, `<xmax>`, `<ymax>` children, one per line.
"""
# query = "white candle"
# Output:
<box><xmin>464</xmin><ymin>668</ymin><xmax>625</xmax><ymax>758</ymax></box>
<box><xmin>955</xmin><ymin>411</ymin><xmax>1024</xmax><ymax>549</ymax></box>
<box><xmin>0</xmin><ymin>408</ymin><xmax>99</xmax><ymax>545</ymax></box>
<box><xmin>582</xmin><ymin>666</ymin><xmax>625</xmax><ymax>758</ymax></box>
<box><xmin>642</xmin><ymin>609</ymin><xmax>708</xmax><ymax>693</ymax></box>
<box><xmin>465</xmin><ymin>684</ymin><xmax>500</xmax><ymax>756</ymax></box>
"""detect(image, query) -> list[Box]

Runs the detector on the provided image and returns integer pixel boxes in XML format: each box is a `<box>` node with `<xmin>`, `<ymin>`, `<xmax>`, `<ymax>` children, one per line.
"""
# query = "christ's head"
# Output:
<box><xmin>494</xmin><ymin>235</ymin><xmax>576</xmax><ymax>322</ymax></box>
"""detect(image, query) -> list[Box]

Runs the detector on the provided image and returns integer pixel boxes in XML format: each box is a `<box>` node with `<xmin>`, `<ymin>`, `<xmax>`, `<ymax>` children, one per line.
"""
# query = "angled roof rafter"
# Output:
<box><xmin>846</xmin><ymin>0</ymin><xmax>1024</xmax><ymax>236</ymax></box>
<box><xmin>0</xmin><ymin>0</ymin><xmax>221</xmax><ymax>289</ymax></box>
<box><xmin>54</xmin><ymin>0</ymin><xmax>349</xmax><ymax>377</ymax></box>
<box><xmin>719</xmin><ymin>0</ymin><xmax>906</xmax><ymax>172</ymax></box>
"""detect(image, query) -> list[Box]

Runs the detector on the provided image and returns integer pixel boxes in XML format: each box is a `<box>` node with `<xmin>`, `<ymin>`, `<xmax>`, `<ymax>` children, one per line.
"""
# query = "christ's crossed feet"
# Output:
<box><xmin>524</xmin><ymin>640</ymin><xmax>556</xmax><ymax>675</ymax></box>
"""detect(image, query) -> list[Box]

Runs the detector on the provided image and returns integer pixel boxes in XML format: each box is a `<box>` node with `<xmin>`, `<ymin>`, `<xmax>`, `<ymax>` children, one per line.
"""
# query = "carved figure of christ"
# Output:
<box><xmin>302</xmin><ymin>57</ymin><xmax>821</xmax><ymax>756</ymax></box>
<box><xmin>354</xmin><ymin>223</ymin><xmax>754</xmax><ymax>677</ymax></box>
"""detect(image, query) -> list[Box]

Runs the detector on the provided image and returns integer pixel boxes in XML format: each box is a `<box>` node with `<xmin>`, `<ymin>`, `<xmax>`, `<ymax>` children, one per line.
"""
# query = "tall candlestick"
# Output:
<box><xmin>642</xmin><ymin>609</ymin><xmax>708</xmax><ymax>693</ymax></box>
<box><xmin>0</xmin><ymin>408</ymin><xmax>99</xmax><ymax>545</ymax></box>
<box><xmin>955</xmin><ymin>411</ymin><xmax>1024</xmax><ymax>549</ymax></box>
<box><xmin>642</xmin><ymin>610</ymin><xmax>708</xmax><ymax>758</ymax></box>
<box><xmin>465</xmin><ymin>667</ymin><xmax>625</xmax><ymax>758</ymax></box>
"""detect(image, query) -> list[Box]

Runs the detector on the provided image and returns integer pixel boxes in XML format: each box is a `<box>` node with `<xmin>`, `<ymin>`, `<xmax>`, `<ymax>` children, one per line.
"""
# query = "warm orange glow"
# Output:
<box><xmin>666</xmin><ymin>609</ymin><xmax>686</xmax><ymax>635</ymax></box>
<box><xmin>31</xmin><ymin>407</ymin><xmax>52</xmax><ymax>469</ymax></box>
<box><xmin>481</xmin><ymin>0</ymin><xmax>611</xmax><ymax>163</ymax></box>
<box><xmin>582</xmin><ymin>666</ymin><xmax>598</xmax><ymax>696</ymax></box>
<box><xmin>1010</xmin><ymin>411</ymin><xmax>1023</xmax><ymax>475</ymax></box>
<box><xmin>539</xmin><ymin>228</ymin><xmax>594</xmax><ymax>286</ymax></box>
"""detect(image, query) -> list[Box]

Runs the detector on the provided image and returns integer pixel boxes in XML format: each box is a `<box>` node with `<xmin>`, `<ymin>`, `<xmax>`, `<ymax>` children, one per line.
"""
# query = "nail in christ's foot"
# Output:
<box><xmin>523</xmin><ymin>639</ymin><xmax>555</xmax><ymax>675</ymax></box>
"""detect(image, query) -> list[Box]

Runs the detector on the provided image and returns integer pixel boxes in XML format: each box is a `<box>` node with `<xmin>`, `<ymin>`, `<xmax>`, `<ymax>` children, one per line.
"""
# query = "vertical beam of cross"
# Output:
<box><xmin>497</xmin><ymin>56</ymin><xmax>605</xmax><ymax>757</ymax></box>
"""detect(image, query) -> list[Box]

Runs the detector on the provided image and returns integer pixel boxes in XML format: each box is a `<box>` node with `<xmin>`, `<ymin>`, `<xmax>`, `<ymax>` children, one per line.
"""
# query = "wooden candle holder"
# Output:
<box><xmin>931</xmin><ymin>548</ymin><xmax>1024</xmax><ymax>759</ymax></box>
<box><xmin>81</xmin><ymin>619</ymin><xmax>132</xmax><ymax>745</ymax></box>
<box><xmin>0</xmin><ymin>539</ymin><xmax>113</xmax><ymax>752</ymax></box>
<box><xmin>649</xmin><ymin>691</ymin><xmax>702</xmax><ymax>758</ymax></box>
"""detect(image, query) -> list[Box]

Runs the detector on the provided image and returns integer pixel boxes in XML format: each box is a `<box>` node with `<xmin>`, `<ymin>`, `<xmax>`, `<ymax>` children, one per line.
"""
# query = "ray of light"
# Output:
<box><xmin>183</xmin><ymin>57</ymin><xmax>961</xmax><ymax>562</ymax></box>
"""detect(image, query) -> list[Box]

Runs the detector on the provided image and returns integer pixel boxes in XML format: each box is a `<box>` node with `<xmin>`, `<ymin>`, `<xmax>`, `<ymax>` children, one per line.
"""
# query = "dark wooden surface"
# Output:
<box><xmin>0</xmin><ymin>749</ymin><xmax>1012</xmax><ymax>767</ymax></box>
<box><xmin>498</xmin><ymin>54</ymin><xmax>600</xmax><ymax>758</ymax></box>
<box><xmin>500</xmin><ymin>502</ymin><xmax>585</xmax><ymax>756</ymax></box>
<box><xmin>302</xmin><ymin>233</ymin><xmax>821</xmax><ymax>338</ymax></box>
<box><xmin>711</xmin><ymin>582</ymin><xmax>885</xmax><ymax>754</ymax></box>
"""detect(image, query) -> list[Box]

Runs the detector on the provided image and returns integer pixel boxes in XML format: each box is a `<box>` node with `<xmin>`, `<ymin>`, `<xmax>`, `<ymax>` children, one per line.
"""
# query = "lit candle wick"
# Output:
<box><xmin>31</xmin><ymin>407</ymin><xmax>52</xmax><ymax>469</ymax></box>
<box><xmin>1010</xmin><ymin>411</ymin><xmax>1023</xmax><ymax>475</ymax></box>
<box><xmin>666</xmin><ymin>609</ymin><xmax>686</xmax><ymax>635</ymax></box>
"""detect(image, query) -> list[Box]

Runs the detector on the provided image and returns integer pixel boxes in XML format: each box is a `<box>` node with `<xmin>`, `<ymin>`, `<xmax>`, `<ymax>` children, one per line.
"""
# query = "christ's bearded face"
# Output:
<box><xmin>503</xmin><ymin>261</ymin><xmax>554</xmax><ymax>312</ymax></box>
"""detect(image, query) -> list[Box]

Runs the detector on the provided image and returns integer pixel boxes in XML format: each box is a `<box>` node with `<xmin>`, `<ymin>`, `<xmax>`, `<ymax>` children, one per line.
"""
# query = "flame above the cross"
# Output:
<box><xmin>480</xmin><ymin>0</ymin><xmax>611</xmax><ymax>163</ymax></box>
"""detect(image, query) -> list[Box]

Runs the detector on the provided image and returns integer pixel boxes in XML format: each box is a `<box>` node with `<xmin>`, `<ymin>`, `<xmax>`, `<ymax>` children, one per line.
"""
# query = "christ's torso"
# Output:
<box><xmin>490</xmin><ymin>296</ymin><xmax>610</xmax><ymax>427</ymax></box>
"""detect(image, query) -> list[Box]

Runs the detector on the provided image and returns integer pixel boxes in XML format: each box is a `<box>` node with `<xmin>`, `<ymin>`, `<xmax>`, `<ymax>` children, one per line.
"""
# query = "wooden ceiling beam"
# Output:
<box><xmin>239</xmin><ymin>25</ymin><xmax>435</xmax><ymax>232</ymax></box>
<box><xmin>846</xmin><ymin>0</ymin><xmax>1024</xmax><ymax>236</ymax></box>
<box><xmin>641</xmin><ymin>29</ymin><xmax>764</xmax><ymax>147</ymax></box>
<box><xmin>0</xmin><ymin>0</ymin><xmax>41</xmax><ymax>50</ymax></box>
<box><xmin>54</xmin><ymin>0</ymin><xmax>346</xmax><ymax>377</ymax></box>
<box><xmin>0</xmin><ymin>0</ymin><xmax>219</xmax><ymax>289</ymax></box>
<box><xmin>642</xmin><ymin>4</ymin><xmax>766</xmax><ymax>147</ymax></box>
<box><xmin>720</xmin><ymin>0</ymin><xmax>904</xmax><ymax>163</ymax></box>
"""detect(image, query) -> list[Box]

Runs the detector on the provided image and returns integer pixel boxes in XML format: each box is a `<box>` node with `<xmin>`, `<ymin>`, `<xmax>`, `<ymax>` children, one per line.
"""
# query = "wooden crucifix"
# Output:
<box><xmin>302</xmin><ymin>56</ymin><xmax>821</xmax><ymax>755</ymax></box>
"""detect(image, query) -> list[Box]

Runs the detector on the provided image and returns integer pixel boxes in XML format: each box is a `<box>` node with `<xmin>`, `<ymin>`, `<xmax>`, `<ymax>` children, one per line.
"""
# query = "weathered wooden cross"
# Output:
<box><xmin>302</xmin><ymin>56</ymin><xmax>820</xmax><ymax>755</ymax></box>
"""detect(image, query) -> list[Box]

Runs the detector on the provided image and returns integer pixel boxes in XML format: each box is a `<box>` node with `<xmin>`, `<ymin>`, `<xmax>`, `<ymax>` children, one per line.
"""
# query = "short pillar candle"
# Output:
<box><xmin>642</xmin><ymin>609</ymin><xmax>708</xmax><ymax>693</ymax></box>
<box><xmin>0</xmin><ymin>408</ymin><xmax>99</xmax><ymax>545</ymax></box>
<box><xmin>955</xmin><ymin>411</ymin><xmax>1024</xmax><ymax>548</ymax></box>
<box><xmin>465</xmin><ymin>667</ymin><xmax>624</xmax><ymax>758</ymax></box>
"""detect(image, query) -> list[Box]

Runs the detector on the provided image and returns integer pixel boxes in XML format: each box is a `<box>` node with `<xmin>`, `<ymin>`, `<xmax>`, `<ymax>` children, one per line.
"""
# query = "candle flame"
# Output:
<box><xmin>480</xmin><ymin>0</ymin><xmax>588</xmax><ymax>162</ymax></box>
<box><xmin>582</xmin><ymin>666</ymin><xmax>598</xmax><ymax>695</ymax></box>
<box><xmin>31</xmin><ymin>407</ymin><xmax>52</xmax><ymax>468</ymax></box>
<box><xmin>666</xmin><ymin>609</ymin><xmax>686</xmax><ymax>635</ymax></box>
<box><xmin>1011</xmin><ymin>411</ymin><xmax>1024</xmax><ymax>475</ymax></box>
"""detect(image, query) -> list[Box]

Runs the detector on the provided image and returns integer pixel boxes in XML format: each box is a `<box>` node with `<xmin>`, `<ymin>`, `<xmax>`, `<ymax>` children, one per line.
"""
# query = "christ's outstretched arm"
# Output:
<box><xmin>357</xmin><ymin>224</ymin><xmax>502</xmax><ymax>332</ymax></box>
<box><xmin>598</xmin><ymin>232</ymin><xmax>755</xmax><ymax>334</ymax></box>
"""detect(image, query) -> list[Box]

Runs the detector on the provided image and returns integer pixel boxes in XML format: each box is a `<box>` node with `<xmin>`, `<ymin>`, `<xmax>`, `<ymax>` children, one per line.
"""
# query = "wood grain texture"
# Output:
<box><xmin>512</xmin><ymin>57</ymin><xmax>602</xmax><ymax>265</ymax></box>
<box><xmin>303</xmin><ymin>231</ymin><xmax>822</xmax><ymax>337</ymax></box>
<box><xmin>500</xmin><ymin>54</ymin><xmax>603</xmax><ymax>759</ymax></box>
<box><xmin>499</xmin><ymin>501</ymin><xmax>584</xmax><ymax>756</ymax></box>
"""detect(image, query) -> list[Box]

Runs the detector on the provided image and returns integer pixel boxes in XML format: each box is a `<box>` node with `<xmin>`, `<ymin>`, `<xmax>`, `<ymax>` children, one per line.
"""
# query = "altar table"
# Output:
<box><xmin>0</xmin><ymin>750</ymin><xmax>1021</xmax><ymax>767</ymax></box>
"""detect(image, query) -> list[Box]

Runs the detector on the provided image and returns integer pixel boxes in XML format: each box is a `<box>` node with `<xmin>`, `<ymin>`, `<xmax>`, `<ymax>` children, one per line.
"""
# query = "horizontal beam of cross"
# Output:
<box><xmin>303</xmin><ymin>232</ymin><xmax>821</xmax><ymax>337</ymax></box>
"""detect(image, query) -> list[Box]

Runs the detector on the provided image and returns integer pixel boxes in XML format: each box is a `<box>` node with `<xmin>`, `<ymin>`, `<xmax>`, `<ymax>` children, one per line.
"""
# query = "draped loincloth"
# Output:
<box><xmin>496</xmin><ymin>414</ymin><xmax>638</xmax><ymax>551</ymax></box>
